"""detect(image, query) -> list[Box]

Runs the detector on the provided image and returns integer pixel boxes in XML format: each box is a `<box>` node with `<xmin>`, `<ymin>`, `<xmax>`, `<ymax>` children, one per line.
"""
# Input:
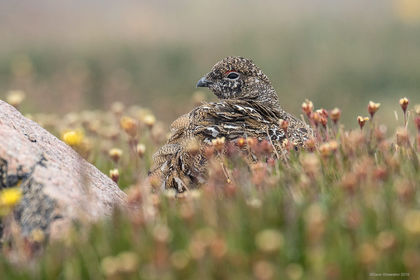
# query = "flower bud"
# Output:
<box><xmin>211</xmin><ymin>137</ymin><xmax>225</xmax><ymax>152</ymax></box>
<box><xmin>143</xmin><ymin>114</ymin><xmax>156</xmax><ymax>128</ymax></box>
<box><xmin>120</xmin><ymin>116</ymin><xmax>138</xmax><ymax>137</ymax></box>
<box><xmin>6</xmin><ymin>90</ymin><xmax>26</xmax><ymax>108</ymax></box>
<box><xmin>109</xmin><ymin>169</ymin><xmax>119</xmax><ymax>183</ymax></box>
<box><xmin>368</xmin><ymin>101</ymin><xmax>381</xmax><ymax>118</ymax></box>
<box><xmin>311</xmin><ymin>112</ymin><xmax>321</xmax><ymax>126</ymax></box>
<box><xmin>399</xmin><ymin>97</ymin><xmax>409</xmax><ymax>113</ymax></box>
<box><xmin>108</xmin><ymin>148</ymin><xmax>123</xmax><ymax>163</ymax></box>
<box><xmin>330</xmin><ymin>108</ymin><xmax>341</xmax><ymax>124</ymax></box>
<box><xmin>279</xmin><ymin>119</ymin><xmax>289</xmax><ymax>133</ymax></box>
<box><xmin>357</xmin><ymin>116</ymin><xmax>369</xmax><ymax>129</ymax></box>
<box><xmin>302</xmin><ymin>99</ymin><xmax>314</xmax><ymax>116</ymax></box>
<box><xmin>136</xmin><ymin>143</ymin><xmax>146</xmax><ymax>157</ymax></box>
<box><xmin>237</xmin><ymin>137</ymin><xmax>246</xmax><ymax>148</ymax></box>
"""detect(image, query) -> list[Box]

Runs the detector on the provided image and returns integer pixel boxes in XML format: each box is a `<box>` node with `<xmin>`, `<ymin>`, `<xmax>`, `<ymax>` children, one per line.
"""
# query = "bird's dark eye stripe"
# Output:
<box><xmin>227</xmin><ymin>72</ymin><xmax>239</xmax><ymax>79</ymax></box>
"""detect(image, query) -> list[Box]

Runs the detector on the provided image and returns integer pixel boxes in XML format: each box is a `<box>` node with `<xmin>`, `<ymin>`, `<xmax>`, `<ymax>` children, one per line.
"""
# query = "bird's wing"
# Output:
<box><xmin>189</xmin><ymin>100</ymin><xmax>272</xmax><ymax>143</ymax></box>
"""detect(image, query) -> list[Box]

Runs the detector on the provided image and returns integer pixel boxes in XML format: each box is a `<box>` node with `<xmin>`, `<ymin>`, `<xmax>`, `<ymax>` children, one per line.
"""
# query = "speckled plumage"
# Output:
<box><xmin>150</xmin><ymin>57</ymin><xmax>313</xmax><ymax>192</ymax></box>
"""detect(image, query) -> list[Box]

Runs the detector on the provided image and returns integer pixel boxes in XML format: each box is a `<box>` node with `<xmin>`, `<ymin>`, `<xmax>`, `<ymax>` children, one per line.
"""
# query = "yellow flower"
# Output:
<box><xmin>6</xmin><ymin>90</ymin><xmax>26</xmax><ymax>108</ymax></box>
<box><xmin>368</xmin><ymin>101</ymin><xmax>381</xmax><ymax>117</ymax></box>
<box><xmin>143</xmin><ymin>114</ymin><xmax>156</xmax><ymax>128</ymax></box>
<box><xmin>399</xmin><ymin>97</ymin><xmax>409</xmax><ymax>112</ymax></box>
<box><xmin>62</xmin><ymin>130</ymin><xmax>84</xmax><ymax>147</ymax></box>
<box><xmin>0</xmin><ymin>187</ymin><xmax>22</xmax><ymax>207</ymax></box>
<box><xmin>393</xmin><ymin>0</ymin><xmax>420</xmax><ymax>23</ymax></box>
<box><xmin>120</xmin><ymin>116</ymin><xmax>138</xmax><ymax>137</ymax></box>
<box><xmin>109</xmin><ymin>169</ymin><xmax>120</xmax><ymax>183</ymax></box>
<box><xmin>136</xmin><ymin>143</ymin><xmax>146</xmax><ymax>157</ymax></box>
<box><xmin>357</xmin><ymin>116</ymin><xmax>369</xmax><ymax>129</ymax></box>
<box><xmin>404</xmin><ymin>210</ymin><xmax>420</xmax><ymax>235</ymax></box>
<box><xmin>108</xmin><ymin>148</ymin><xmax>123</xmax><ymax>163</ymax></box>
<box><xmin>255</xmin><ymin>229</ymin><xmax>284</xmax><ymax>253</ymax></box>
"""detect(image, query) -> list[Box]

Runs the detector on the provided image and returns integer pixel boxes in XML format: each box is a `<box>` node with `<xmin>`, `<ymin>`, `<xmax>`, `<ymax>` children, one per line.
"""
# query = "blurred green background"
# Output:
<box><xmin>0</xmin><ymin>0</ymin><xmax>419</xmax><ymax>126</ymax></box>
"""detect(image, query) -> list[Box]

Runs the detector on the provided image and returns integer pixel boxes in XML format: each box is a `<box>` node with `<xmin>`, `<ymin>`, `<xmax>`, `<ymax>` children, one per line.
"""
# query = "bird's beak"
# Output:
<box><xmin>196</xmin><ymin>77</ymin><xmax>211</xmax><ymax>88</ymax></box>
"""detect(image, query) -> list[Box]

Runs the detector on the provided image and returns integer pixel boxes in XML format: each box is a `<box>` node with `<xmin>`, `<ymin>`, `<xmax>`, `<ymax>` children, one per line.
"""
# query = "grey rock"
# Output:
<box><xmin>0</xmin><ymin>100</ymin><xmax>127</xmax><ymax>244</ymax></box>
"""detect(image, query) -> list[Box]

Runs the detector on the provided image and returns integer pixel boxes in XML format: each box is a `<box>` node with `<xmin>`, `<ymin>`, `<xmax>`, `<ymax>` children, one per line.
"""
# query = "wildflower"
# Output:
<box><xmin>302</xmin><ymin>99</ymin><xmax>314</xmax><ymax>116</ymax></box>
<box><xmin>143</xmin><ymin>114</ymin><xmax>156</xmax><ymax>128</ymax></box>
<box><xmin>108</xmin><ymin>148</ymin><xmax>123</xmax><ymax>163</ymax></box>
<box><xmin>204</xmin><ymin>145</ymin><xmax>215</xmax><ymax>158</ymax></box>
<box><xmin>301</xmin><ymin>153</ymin><xmax>320</xmax><ymax>178</ymax></box>
<box><xmin>246</xmin><ymin>197</ymin><xmax>262</xmax><ymax>208</ymax></box>
<box><xmin>237</xmin><ymin>137</ymin><xmax>246</xmax><ymax>148</ymax></box>
<box><xmin>170</xmin><ymin>250</ymin><xmax>190</xmax><ymax>270</ymax></box>
<box><xmin>211</xmin><ymin>137</ymin><xmax>225</xmax><ymax>152</ymax></box>
<box><xmin>346</xmin><ymin>209</ymin><xmax>361</xmax><ymax>229</ymax></box>
<box><xmin>403</xmin><ymin>210</ymin><xmax>420</xmax><ymax>235</ymax></box>
<box><xmin>118</xmin><ymin>252</ymin><xmax>139</xmax><ymax>273</ymax></box>
<box><xmin>318</xmin><ymin>140</ymin><xmax>338</xmax><ymax>157</ymax></box>
<box><xmin>62</xmin><ymin>130</ymin><xmax>84</xmax><ymax>147</ymax></box>
<box><xmin>341</xmin><ymin>173</ymin><xmax>358</xmax><ymax>192</ymax></box>
<box><xmin>251</xmin><ymin>162</ymin><xmax>268</xmax><ymax>185</ymax></box>
<box><xmin>110</xmin><ymin>102</ymin><xmax>124</xmax><ymax>115</ymax></box>
<box><xmin>0</xmin><ymin>187</ymin><xmax>22</xmax><ymax>208</ymax></box>
<box><xmin>374</xmin><ymin>166</ymin><xmax>388</xmax><ymax>181</ymax></box>
<box><xmin>305</xmin><ymin>138</ymin><xmax>316</xmax><ymax>152</ymax></box>
<box><xmin>189</xmin><ymin>189</ymin><xmax>201</xmax><ymax>199</ymax></box>
<box><xmin>255</xmin><ymin>229</ymin><xmax>284</xmax><ymax>253</ymax></box>
<box><xmin>394</xmin><ymin>0</ymin><xmax>420</xmax><ymax>23</ymax></box>
<box><xmin>246</xmin><ymin>137</ymin><xmax>258</xmax><ymax>151</ymax></box>
<box><xmin>279</xmin><ymin>119</ymin><xmax>288</xmax><ymax>133</ymax></box>
<box><xmin>374</xmin><ymin>125</ymin><xmax>387</xmax><ymax>142</ymax></box>
<box><xmin>368</xmin><ymin>101</ymin><xmax>381</xmax><ymax>118</ymax></box>
<box><xmin>318</xmin><ymin>108</ymin><xmax>329</xmax><ymax>118</ymax></box>
<box><xmin>399</xmin><ymin>97</ymin><xmax>409</xmax><ymax>113</ymax></box>
<box><xmin>101</xmin><ymin>252</ymin><xmax>139</xmax><ymax>277</ymax></box>
<box><xmin>357</xmin><ymin>116</ymin><xmax>369</xmax><ymax>129</ymax></box>
<box><xmin>210</xmin><ymin>238</ymin><xmax>227</xmax><ymax>259</ymax></box>
<box><xmin>120</xmin><ymin>116</ymin><xmax>138</xmax><ymax>137</ymax></box>
<box><xmin>305</xmin><ymin>203</ymin><xmax>325</xmax><ymax>243</ymax></box>
<box><xmin>253</xmin><ymin>260</ymin><xmax>274</xmax><ymax>280</ymax></box>
<box><xmin>403</xmin><ymin>250</ymin><xmax>420</xmax><ymax>270</ymax></box>
<box><xmin>330</xmin><ymin>108</ymin><xmax>341</xmax><ymax>124</ymax></box>
<box><xmin>188</xmin><ymin>238</ymin><xmax>206</xmax><ymax>260</ymax></box>
<box><xmin>260</xmin><ymin>139</ymin><xmax>273</xmax><ymax>154</ymax></box>
<box><xmin>376</xmin><ymin>231</ymin><xmax>396</xmax><ymax>250</ymax></box>
<box><xmin>180</xmin><ymin>204</ymin><xmax>194</xmax><ymax>220</ymax></box>
<box><xmin>6</xmin><ymin>90</ymin><xmax>26</xmax><ymax>108</ymax></box>
<box><xmin>136</xmin><ymin>143</ymin><xmax>146</xmax><ymax>157</ymax></box>
<box><xmin>30</xmin><ymin>228</ymin><xmax>45</xmax><ymax>243</ymax></box>
<box><xmin>285</xmin><ymin>263</ymin><xmax>303</xmax><ymax>280</ymax></box>
<box><xmin>414</xmin><ymin>104</ymin><xmax>420</xmax><ymax>115</ymax></box>
<box><xmin>310</xmin><ymin>111</ymin><xmax>321</xmax><ymax>126</ymax></box>
<box><xmin>153</xmin><ymin>224</ymin><xmax>172</xmax><ymax>243</ymax></box>
<box><xmin>164</xmin><ymin>189</ymin><xmax>176</xmax><ymax>199</ymax></box>
<box><xmin>101</xmin><ymin>256</ymin><xmax>119</xmax><ymax>277</ymax></box>
<box><xmin>109</xmin><ymin>169</ymin><xmax>119</xmax><ymax>183</ymax></box>
<box><xmin>358</xmin><ymin>243</ymin><xmax>378</xmax><ymax>266</ymax></box>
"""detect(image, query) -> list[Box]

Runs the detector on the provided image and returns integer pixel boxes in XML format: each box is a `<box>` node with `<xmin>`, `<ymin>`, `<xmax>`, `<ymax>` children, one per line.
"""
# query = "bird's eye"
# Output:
<box><xmin>226</xmin><ymin>72</ymin><xmax>239</xmax><ymax>79</ymax></box>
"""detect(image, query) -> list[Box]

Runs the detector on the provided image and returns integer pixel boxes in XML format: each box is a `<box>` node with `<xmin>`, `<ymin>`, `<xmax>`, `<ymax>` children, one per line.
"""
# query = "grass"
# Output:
<box><xmin>0</xmin><ymin>96</ymin><xmax>419</xmax><ymax>279</ymax></box>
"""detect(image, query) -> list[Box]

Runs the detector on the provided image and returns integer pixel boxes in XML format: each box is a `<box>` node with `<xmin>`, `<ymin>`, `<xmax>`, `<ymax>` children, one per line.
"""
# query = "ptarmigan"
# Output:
<box><xmin>150</xmin><ymin>56</ymin><xmax>312</xmax><ymax>192</ymax></box>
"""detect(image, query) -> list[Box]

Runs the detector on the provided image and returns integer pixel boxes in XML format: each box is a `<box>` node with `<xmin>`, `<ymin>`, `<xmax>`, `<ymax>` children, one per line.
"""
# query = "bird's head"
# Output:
<box><xmin>196</xmin><ymin>56</ymin><xmax>279</xmax><ymax>106</ymax></box>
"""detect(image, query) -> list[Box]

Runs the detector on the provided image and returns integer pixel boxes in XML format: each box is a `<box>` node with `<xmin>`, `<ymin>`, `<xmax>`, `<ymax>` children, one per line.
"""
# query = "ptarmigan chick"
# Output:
<box><xmin>150</xmin><ymin>56</ymin><xmax>312</xmax><ymax>192</ymax></box>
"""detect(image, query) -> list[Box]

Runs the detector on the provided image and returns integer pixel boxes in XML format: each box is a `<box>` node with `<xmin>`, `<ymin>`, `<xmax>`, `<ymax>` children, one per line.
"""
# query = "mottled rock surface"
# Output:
<box><xmin>0</xmin><ymin>100</ymin><xmax>127</xmax><ymax>243</ymax></box>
